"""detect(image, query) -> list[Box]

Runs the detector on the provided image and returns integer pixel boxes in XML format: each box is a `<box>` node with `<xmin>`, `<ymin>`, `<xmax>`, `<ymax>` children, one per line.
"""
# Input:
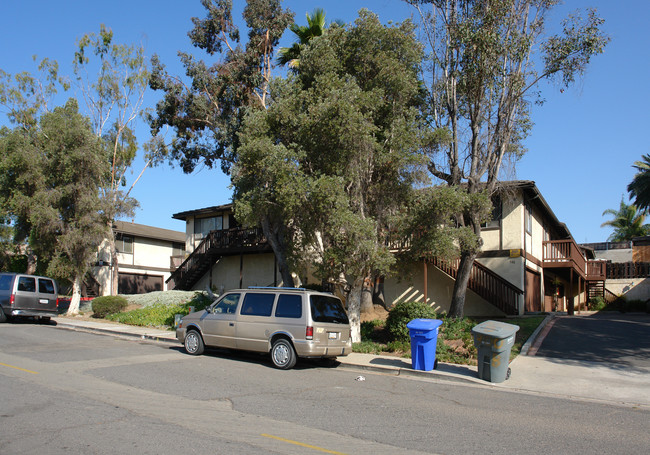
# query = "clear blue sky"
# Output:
<box><xmin>1</xmin><ymin>0</ymin><xmax>648</xmax><ymax>242</ymax></box>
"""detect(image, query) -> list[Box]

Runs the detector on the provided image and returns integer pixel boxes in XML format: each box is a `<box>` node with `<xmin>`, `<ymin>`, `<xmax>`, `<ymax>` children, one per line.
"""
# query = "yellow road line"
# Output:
<box><xmin>0</xmin><ymin>362</ymin><xmax>39</xmax><ymax>375</ymax></box>
<box><xmin>261</xmin><ymin>433</ymin><xmax>348</xmax><ymax>455</ymax></box>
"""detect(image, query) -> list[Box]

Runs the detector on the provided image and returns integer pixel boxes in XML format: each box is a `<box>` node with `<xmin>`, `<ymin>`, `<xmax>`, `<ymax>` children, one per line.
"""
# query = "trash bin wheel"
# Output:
<box><xmin>434</xmin><ymin>359</ymin><xmax>438</xmax><ymax>370</ymax></box>
<box><xmin>505</xmin><ymin>367</ymin><xmax>511</xmax><ymax>380</ymax></box>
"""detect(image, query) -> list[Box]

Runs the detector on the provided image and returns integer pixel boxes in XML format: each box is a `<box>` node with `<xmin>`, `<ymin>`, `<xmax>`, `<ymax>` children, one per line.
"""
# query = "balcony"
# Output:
<box><xmin>168</xmin><ymin>227</ymin><xmax>272</xmax><ymax>290</ymax></box>
<box><xmin>543</xmin><ymin>240</ymin><xmax>605</xmax><ymax>281</ymax></box>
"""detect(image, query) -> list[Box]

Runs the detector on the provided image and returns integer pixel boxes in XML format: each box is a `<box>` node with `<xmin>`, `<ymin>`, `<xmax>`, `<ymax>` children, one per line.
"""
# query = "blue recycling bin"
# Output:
<box><xmin>407</xmin><ymin>318</ymin><xmax>443</xmax><ymax>371</ymax></box>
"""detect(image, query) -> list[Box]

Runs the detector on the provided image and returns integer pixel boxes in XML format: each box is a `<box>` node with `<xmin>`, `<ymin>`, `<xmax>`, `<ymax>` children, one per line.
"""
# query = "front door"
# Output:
<box><xmin>525</xmin><ymin>269</ymin><xmax>541</xmax><ymax>312</ymax></box>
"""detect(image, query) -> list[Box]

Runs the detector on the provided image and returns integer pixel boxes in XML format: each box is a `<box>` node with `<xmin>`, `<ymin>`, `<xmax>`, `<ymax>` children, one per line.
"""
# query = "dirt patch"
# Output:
<box><xmin>442</xmin><ymin>338</ymin><xmax>471</xmax><ymax>356</ymax></box>
<box><xmin>361</xmin><ymin>304</ymin><xmax>389</xmax><ymax>323</ymax></box>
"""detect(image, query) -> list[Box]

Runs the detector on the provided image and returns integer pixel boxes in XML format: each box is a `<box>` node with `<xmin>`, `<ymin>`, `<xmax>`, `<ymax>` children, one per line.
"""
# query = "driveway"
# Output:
<box><xmin>535</xmin><ymin>312</ymin><xmax>650</xmax><ymax>371</ymax></box>
<box><xmin>502</xmin><ymin>312</ymin><xmax>650</xmax><ymax>407</ymax></box>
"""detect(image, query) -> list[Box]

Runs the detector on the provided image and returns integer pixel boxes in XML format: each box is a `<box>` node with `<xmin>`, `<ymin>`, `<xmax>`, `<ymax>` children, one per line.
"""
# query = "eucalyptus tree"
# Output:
<box><xmin>73</xmin><ymin>25</ymin><xmax>157</xmax><ymax>295</ymax></box>
<box><xmin>0</xmin><ymin>58</ymin><xmax>68</xmax><ymax>273</ymax></box>
<box><xmin>148</xmin><ymin>0</ymin><xmax>295</xmax><ymax>285</ymax></box>
<box><xmin>234</xmin><ymin>11</ymin><xmax>426</xmax><ymax>341</ymax></box>
<box><xmin>628</xmin><ymin>154</ymin><xmax>650</xmax><ymax>214</ymax></box>
<box><xmin>0</xmin><ymin>100</ymin><xmax>108</xmax><ymax>314</ymax></box>
<box><xmin>406</xmin><ymin>0</ymin><xmax>609</xmax><ymax>317</ymax></box>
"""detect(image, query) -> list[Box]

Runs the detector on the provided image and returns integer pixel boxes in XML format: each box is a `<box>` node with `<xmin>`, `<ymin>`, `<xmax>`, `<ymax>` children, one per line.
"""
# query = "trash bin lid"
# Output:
<box><xmin>471</xmin><ymin>320</ymin><xmax>519</xmax><ymax>338</ymax></box>
<box><xmin>407</xmin><ymin>318</ymin><xmax>443</xmax><ymax>331</ymax></box>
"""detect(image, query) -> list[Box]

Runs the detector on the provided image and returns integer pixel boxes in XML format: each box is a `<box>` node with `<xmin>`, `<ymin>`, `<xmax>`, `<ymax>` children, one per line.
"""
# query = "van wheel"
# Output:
<box><xmin>184</xmin><ymin>330</ymin><xmax>204</xmax><ymax>355</ymax></box>
<box><xmin>271</xmin><ymin>339</ymin><xmax>297</xmax><ymax>370</ymax></box>
<box><xmin>0</xmin><ymin>310</ymin><xmax>6</xmax><ymax>323</ymax></box>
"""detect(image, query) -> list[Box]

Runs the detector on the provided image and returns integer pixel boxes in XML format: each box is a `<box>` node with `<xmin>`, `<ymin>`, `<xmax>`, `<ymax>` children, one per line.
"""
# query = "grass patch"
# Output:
<box><xmin>106</xmin><ymin>292</ymin><xmax>213</xmax><ymax>329</ymax></box>
<box><xmin>354</xmin><ymin>315</ymin><xmax>546</xmax><ymax>365</ymax></box>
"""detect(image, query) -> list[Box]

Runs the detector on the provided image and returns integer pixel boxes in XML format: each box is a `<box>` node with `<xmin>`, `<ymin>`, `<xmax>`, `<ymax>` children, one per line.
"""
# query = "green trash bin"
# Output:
<box><xmin>471</xmin><ymin>320</ymin><xmax>519</xmax><ymax>383</ymax></box>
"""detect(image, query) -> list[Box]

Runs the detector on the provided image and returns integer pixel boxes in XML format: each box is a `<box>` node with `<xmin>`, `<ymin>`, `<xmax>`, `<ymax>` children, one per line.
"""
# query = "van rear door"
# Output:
<box><xmin>309</xmin><ymin>295</ymin><xmax>351</xmax><ymax>353</ymax></box>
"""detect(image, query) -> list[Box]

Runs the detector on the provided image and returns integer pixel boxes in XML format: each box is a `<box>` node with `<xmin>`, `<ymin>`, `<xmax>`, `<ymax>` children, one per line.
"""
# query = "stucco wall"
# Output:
<box><xmin>384</xmin><ymin>261</ymin><xmax>506</xmax><ymax>317</ymax></box>
<box><xmin>94</xmin><ymin>236</ymin><xmax>177</xmax><ymax>295</ymax></box>
<box><xmin>194</xmin><ymin>253</ymin><xmax>279</xmax><ymax>293</ymax></box>
<box><xmin>606</xmin><ymin>278</ymin><xmax>650</xmax><ymax>301</ymax></box>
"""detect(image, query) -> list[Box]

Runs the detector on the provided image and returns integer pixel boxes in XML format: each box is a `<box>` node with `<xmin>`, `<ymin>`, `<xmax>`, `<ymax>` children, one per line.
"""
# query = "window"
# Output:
<box><xmin>0</xmin><ymin>275</ymin><xmax>12</xmax><ymax>291</ymax></box>
<box><xmin>172</xmin><ymin>242</ymin><xmax>185</xmax><ymax>257</ymax></box>
<box><xmin>194</xmin><ymin>216</ymin><xmax>223</xmax><ymax>239</ymax></box>
<box><xmin>482</xmin><ymin>195</ymin><xmax>502</xmax><ymax>229</ymax></box>
<box><xmin>240</xmin><ymin>293</ymin><xmax>275</xmax><ymax>317</ymax></box>
<box><xmin>214</xmin><ymin>293</ymin><xmax>240</xmax><ymax>314</ymax></box>
<box><xmin>116</xmin><ymin>234</ymin><xmax>133</xmax><ymax>254</ymax></box>
<box><xmin>275</xmin><ymin>294</ymin><xmax>302</xmax><ymax>318</ymax></box>
<box><xmin>38</xmin><ymin>279</ymin><xmax>55</xmax><ymax>294</ymax></box>
<box><xmin>309</xmin><ymin>295</ymin><xmax>349</xmax><ymax>324</ymax></box>
<box><xmin>525</xmin><ymin>205</ymin><xmax>533</xmax><ymax>234</ymax></box>
<box><xmin>17</xmin><ymin>277</ymin><xmax>36</xmax><ymax>292</ymax></box>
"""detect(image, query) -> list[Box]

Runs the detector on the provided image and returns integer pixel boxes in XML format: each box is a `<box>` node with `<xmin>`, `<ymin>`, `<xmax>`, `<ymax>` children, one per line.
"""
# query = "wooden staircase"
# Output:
<box><xmin>431</xmin><ymin>258</ymin><xmax>522</xmax><ymax>315</ymax></box>
<box><xmin>168</xmin><ymin>227</ymin><xmax>272</xmax><ymax>291</ymax></box>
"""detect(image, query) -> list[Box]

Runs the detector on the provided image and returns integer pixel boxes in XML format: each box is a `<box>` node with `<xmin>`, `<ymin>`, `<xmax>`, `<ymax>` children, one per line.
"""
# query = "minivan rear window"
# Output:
<box><xmin>240</xmin><ymin>293</ymin><xmax>275</xmax><ymax>317</ymax></box>
<box><xmin>0</xmin><ymin>275</ymin><xmax>12</xmax><ymax>291</ymax></box>
<box><xmin>309</xmin><ymin>295</ymin><xmax>349</xmax><ymax>324</ymax></box>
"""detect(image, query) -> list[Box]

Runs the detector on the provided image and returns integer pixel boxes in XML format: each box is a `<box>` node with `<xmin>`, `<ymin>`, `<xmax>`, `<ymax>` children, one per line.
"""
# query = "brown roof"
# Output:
<box><xmin>113</xmin><ymin>220</ymin><xmax>185</xmax><ymax>243</ymax></box>
<box><xmin>171</xmin><ymin>203</ymin><xmax>233</xmax><ymax>221</ymax></box>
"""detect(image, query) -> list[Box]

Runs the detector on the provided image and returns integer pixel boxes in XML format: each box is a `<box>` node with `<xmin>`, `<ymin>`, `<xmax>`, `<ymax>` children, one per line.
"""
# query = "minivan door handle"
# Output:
<box><xmin>229</xmin><ymin>322</ymin><xmax>235</xmax><ymax>326</ymax></box>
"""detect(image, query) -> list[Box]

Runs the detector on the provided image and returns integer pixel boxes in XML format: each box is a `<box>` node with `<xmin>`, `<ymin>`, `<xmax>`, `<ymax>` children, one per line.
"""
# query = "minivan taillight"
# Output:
<box><xmin>56</xmin><ymin>298</ymin><xmax>59</xmax><ymax>308</ymax></box>
<box><xmin>306</xmin><ymin>326</ymin><xmax>313</xmax><ymax>340</ymax></box>
<box><xmin>9</xmin><ymin>294</ymin><xmax>14</xmax><ymax>306</ymax></box>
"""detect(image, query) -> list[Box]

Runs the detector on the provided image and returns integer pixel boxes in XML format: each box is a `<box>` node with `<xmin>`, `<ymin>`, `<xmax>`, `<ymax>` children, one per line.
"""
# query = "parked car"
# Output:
<box><xmin>176</xmin><ymin>287</ymin><xmax>352</xmax><ymax>369</ymax></box>
<box><xmin>0</xmin><ymin>273</ymin><xmax>59</xmax><ymax>323</ymax></box>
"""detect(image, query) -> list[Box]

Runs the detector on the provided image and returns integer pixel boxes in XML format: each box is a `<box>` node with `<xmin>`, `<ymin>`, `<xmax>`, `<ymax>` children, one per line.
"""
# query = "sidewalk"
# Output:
<box><xmin>52</xmin><ymin>314</ymin><xmax>650</xmax><ymax>409</ymax></box>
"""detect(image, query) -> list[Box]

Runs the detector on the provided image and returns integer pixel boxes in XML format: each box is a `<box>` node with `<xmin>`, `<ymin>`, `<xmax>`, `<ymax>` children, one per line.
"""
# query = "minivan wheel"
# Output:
<box><xmin>271</xmin><ymin>338</ymin><xmax>296</xmax><ymax>370</ymax></box>
<box><xmin>184</xmin><ymin>330</ymin><xmax>204</xmax><ymax>355</ymax></box>
<box><xmin>0</xmin><ymin>310</ymin><xmax>6</xmax><ymax>323</ymax></box>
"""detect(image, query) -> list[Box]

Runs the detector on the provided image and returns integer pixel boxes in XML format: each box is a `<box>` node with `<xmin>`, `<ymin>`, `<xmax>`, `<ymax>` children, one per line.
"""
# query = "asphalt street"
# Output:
<box><xmin>1</xmin><ymin>320</ymin><xmax>649</xmax><ymax>454</ymax></box>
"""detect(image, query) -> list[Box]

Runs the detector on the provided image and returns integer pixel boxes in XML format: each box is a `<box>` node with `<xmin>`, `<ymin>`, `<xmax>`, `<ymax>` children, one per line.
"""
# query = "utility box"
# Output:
<box><xmin>471</xmin><ymin>320</ymin><xmax>519</xmax><ymax>383</ymax></box>
<box><xmin>407</xmin><ymin>319</ymin><xmax>443</xmax><ymax>371</ymax></box>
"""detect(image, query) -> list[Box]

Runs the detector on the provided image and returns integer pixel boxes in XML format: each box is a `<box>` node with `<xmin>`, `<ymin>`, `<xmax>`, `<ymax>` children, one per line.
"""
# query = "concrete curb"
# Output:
<box><xmin>54</xmin><ymin>321</ymin><xmax>177</xmax><ymax>345</ymax></box>
<box><xmin>517</xmin><ymin>313</ymin><xmax>555</xmax><ymax>358</ymax></box>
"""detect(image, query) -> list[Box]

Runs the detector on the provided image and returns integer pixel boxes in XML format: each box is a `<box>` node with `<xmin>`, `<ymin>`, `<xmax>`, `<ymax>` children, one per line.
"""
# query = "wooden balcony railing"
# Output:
<box><xmin>543</xmin><ymin>239</ymin><xmax>605</xmax><ymax>281</ymax></box>
<box><xmin>169</xmin><ymin>227</ymin><xmax>270</xmax><ymax>290</ymax></box>
<box><xmin>607</xmin><ymin>262</ymin><xmax>650</xmax><ymax>279</ymax></box>
<box><xmin>432</xmin><ymin>258</ymin><xmax>521</xmax><ymax>315</ymax></box>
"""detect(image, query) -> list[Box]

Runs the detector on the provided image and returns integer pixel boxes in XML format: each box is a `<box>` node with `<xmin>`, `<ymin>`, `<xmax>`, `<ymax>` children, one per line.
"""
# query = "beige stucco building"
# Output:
<box><xmin>93</xmin><ymin>221</ymin><xmax>185</xmax><ymax>295</ymax></box>
<box><xmin>167</xmin><ymin>181</ymin><xmax>604</xmax><ymax>317</ymax></box>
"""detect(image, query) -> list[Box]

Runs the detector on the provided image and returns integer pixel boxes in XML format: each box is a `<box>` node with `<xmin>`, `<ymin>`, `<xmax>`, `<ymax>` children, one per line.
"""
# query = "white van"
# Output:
<box><xmin>176</xmin><ymin>287</ymin><xmax>352</xmax><ymax>369</ymax></box>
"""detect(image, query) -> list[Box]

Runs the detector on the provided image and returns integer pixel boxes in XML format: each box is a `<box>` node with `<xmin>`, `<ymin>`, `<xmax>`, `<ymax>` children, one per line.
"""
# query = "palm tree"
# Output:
<box><xmin>628</xmin><ymin>154</ymin><xmax>650</xmax><ymax>213</ymax></box>
<box><xmin>277</xmin><ymin>9</ymin><xmax>329</xmax><ymax>69</ymax></box>
<box><xmin>601</xmin><ymin>198</ymin><xmax>650</xmax><ymax>241</ymax></box>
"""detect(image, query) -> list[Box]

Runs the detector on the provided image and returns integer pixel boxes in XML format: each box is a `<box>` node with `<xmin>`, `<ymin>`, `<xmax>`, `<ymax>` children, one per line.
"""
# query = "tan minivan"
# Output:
<box><xmin>176</xmin><ymin>287</ymin><xmax>352</xmax><ymax>369</ymax></box>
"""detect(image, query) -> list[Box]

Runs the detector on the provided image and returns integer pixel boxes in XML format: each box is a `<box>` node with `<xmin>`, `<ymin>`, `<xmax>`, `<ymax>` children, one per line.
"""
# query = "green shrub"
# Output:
<box><xmin>92</xmin><ymin>296</ymin><xmax>128</xmax><ymax>319</ymax></box>
<box><xmin>386</xmin><ymin>301</ymin><xmax>438</xmax><ymax>341</ymax></box>
<box><xmin>589</xmin><ymin>296</ymin><xmax>606</xmax><ymax>311</ymax></box>
<box><xmin>360</xmin><ymin>319</ymin><xmax>385</xmax><ymax>341</ymax></box>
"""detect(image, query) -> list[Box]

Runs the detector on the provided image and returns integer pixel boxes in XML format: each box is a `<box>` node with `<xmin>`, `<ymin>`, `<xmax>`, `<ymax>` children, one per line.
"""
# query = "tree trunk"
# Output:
<box><xmin>360</xmin><ymin>276</ymin><xmax>374</xmax><ymax>314</ymax></box>
<box><xmin>260</xmin><ymin>215</ymin><xmax>294</xmax><ymax>288</ymax></box>
<box><xmin>26</xmin><ymin>248</ymin><xmax>37</xmax><ymax>275</ymax></box>
<box><xmin>447</xmin><ymin>250</ymin><xmax>477</xmax><ymax>318</ymax></box>
<box><xmin>111</xmin><ymin>243</ymin><xmax>119</xmax><ymax>295</ymax></box>
<box><xmin>372</xmin><ymin>275</ymin><xmax>388</xmax><ymax>309</ymax></box>
<box><xmin>347</xmin><ymin>278</ymin><xmax>363</xmax><ymax>343</ymax></box>
<box><xmin>66</xmin><ymin>274</ymin><xmax>83</xmax><ymax>316</ymax></box>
